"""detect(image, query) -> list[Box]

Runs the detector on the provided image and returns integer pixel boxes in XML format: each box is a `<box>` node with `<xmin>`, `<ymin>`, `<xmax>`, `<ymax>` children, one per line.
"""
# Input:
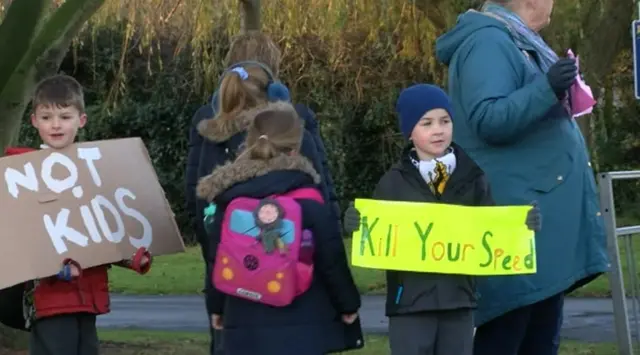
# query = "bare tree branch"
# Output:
<box><xmin>581</xmin><ymin>0</ymin><xmax>633</xmax><ymax>84</ymax></box>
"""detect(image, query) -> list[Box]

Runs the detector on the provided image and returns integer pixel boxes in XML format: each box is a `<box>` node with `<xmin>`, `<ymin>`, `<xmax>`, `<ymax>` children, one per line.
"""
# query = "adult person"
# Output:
<box><xmin>435</xmin><ymin>1</ymin><xmax>609</xmax><ymax>354</ymax></box>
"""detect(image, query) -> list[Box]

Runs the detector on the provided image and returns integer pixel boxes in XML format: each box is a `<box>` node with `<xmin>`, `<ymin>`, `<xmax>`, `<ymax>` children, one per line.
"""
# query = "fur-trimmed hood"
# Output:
<box><xmin>197</xmin><ymin>101</ymin><xmax>298</xmax><ymax>143</ymax></box>
<box><xmin>196</xmin><ymin>154</ymin><xmax>320</xmax><ymax>202</ymax></box>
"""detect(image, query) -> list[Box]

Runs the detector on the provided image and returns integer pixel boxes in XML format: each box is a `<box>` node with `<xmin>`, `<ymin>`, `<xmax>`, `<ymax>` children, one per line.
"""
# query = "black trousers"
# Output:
<box><xmin>205</xmin><ymin>261</ymin><xmax>224</xmax><ymax>355</ymax></box>
<box><xmin>29</xmin><ymin>313</ymin><xmax>99</xmax><ymax>355</ymax></box>
<box><xmin>473</xmin><ymin>292</ymin><xmax>564</xmax><ymax>355</ymax></box>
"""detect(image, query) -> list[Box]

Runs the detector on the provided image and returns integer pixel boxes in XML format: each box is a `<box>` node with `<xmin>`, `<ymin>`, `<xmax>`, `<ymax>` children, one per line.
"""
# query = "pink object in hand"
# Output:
<box><xmin>567</xmin><ymin>49</ymin><xmax>596</xmax><ymax>118</ymax></box>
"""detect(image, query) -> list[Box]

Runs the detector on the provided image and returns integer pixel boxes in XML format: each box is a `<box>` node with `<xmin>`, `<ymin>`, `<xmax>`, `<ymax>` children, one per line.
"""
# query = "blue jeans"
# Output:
<box><xmin>473</xmin><ymin>293</ymin><xmax>564</xmax><ymax>355</ymax></box>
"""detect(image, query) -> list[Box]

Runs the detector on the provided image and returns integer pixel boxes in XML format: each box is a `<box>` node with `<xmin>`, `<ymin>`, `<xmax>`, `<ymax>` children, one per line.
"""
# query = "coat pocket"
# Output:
<box><xmin>530</xmin><ymin>151</ymin><xmax>574</xmax><ymax>193</ymax></box>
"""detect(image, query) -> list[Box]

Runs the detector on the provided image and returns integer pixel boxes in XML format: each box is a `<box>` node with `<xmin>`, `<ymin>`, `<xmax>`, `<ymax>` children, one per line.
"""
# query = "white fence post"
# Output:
<box><xmin>598</xmin><ymin>171</ymin><xmax>640</xmax><ymax>355</ymax></box>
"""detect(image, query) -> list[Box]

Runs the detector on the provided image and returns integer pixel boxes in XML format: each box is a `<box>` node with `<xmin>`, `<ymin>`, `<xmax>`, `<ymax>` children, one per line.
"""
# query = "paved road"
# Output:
<box><xmin>97</xmin><ymin>295</ymin><xmax>638</xmax><ymax>343</ymax></box>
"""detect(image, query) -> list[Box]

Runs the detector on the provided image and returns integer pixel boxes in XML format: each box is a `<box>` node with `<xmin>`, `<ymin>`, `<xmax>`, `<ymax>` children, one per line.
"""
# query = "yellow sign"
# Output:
<box><xmin>350</xmin><ymin>199</ymin><xmax>536</xmax><ymax>275</ymax></box>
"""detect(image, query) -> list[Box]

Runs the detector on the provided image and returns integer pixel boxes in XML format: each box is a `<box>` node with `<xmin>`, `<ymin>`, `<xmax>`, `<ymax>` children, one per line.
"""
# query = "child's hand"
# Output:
<box><xmin>525</xmin><ymin>201</ymin><xmax>542</xmax><ymax>231</ymax></box>
<box><xmin>69</xmin><ymin>264</ymin><xmax>80</xmax><ymax>277</ymax></box>
<box><xmin>57</xmin><ymin>261</ymin><xmax>81</xmax><ymax>281</ymax></box>
<box><xmin>140</xmin><ymin>255</ymin><xmax>150</xmax><ymax>267</ymax></box>
<box><xmin>341</xmin><ymin>313</ymin><xmax>358</xmax><ymax>325</ymax></box>
<box><xmin>132</xmin><ymin>248</ymin><xmax>152</xmax><ymax>274</ymax></box>
<box><xmin>211</xmin><ymin>314</ymin><xmax>223</xmax><ymax>330</ymax></box>
<box><xmin>343</xmin><ymin>202</ymin><xmax>361</xmax><ymax>234</ymax></box>
<box><xmin>119</xmin><ymin>248</ymin><xmax>151</xmax><ymax>274</ymax></box>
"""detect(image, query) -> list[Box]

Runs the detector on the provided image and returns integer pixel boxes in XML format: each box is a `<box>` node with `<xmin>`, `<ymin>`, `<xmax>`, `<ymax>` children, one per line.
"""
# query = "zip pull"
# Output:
<box><xmin>395</xmin><ymin>286</ymin><xmax>404</xmax><ymax>304</ymax></box>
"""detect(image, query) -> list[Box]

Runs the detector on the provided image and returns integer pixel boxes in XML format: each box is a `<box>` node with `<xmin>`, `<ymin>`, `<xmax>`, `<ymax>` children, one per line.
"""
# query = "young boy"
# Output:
<box><xmin>4</xmin><ymin>74</ymin><xmax>152</xmax><ymax>355</ymax></box>
<box><xmin>343</xmin><ymin>84</ymin><xmax>542</xmax><ymax>355</ymax></box>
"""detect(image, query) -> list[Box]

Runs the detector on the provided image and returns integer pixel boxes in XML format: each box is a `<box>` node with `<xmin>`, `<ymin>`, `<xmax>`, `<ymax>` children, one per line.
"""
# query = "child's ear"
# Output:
<box><xmin>78</xmin><ymin>113</ymin><xmax>87</xmax><ymax>128</ymax></box>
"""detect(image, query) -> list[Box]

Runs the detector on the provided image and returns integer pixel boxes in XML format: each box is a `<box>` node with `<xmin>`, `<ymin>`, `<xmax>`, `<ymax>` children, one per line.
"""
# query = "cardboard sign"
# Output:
<box><xmin>0</xmin><ymin>138</ymin><xmax>184</xmax><ymax>290</ymax></box>
<box><xmin>350</xmin><ymin>199</ymin><xmax>536</xmax><ymax>275</ymax></box>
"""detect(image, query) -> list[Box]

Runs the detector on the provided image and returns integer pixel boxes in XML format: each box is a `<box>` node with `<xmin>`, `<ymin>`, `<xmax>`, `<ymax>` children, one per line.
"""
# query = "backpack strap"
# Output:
<box><xmin>284</xmin><ymin>187</ymin><xmax>324</xmax><ymax>203</ymax></box>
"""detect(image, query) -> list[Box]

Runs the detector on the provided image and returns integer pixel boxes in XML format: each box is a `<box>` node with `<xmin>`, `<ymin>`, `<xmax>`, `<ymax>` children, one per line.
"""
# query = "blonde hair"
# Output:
<box><xmin>32</xmin><ymin>74</ymin><xmax>85</xmax><ymax>113</ymax></box>
<box><xmin>216</xmin><ymin>65</ymin><xmax>270</xmax><ymax>122</ymax></box>
<box><xmin>225</xmin><ymin>31</ymin><xmax>281</xmax><ymax>77</ymax></box>
<box><xmin>243</xmin><ymin>102</ymin><xmax>303</xmax><ymax>160</ymax></box>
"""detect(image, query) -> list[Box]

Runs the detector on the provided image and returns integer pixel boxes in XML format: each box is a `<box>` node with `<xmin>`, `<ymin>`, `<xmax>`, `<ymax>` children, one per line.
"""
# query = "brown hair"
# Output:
<box><xmin>216</xmin><ymin>65</ymin><xmax>270</xmax><ymax>122</ymax></box>
<box><xmin>243</xmin><ymin>102</ymin><xmax>303</xmax><ymax>160</ymax></box>
<box><xmin>225</xmin><ymin>31</ymin><xmax>281</xmax><ymax>77</ymax></box>
<box><xmin>32</xmin><ymin>74</ymin><xmax>85</xmax><ymax>113</ymax></box>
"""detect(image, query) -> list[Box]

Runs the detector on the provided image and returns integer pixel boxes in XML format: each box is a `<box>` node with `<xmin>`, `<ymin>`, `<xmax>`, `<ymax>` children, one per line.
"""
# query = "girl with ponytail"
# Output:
<box><xmin>196</xmin><ymin>102</ymin><xmax>363</xmax><ymax>354</ymax></box>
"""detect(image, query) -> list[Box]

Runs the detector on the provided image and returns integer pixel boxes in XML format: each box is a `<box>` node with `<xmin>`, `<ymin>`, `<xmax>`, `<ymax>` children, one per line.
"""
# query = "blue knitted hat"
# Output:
<box><xmin>395</xmin><ymin>84</ymin><xmax>453</xmax><ymax>139</ymax></box>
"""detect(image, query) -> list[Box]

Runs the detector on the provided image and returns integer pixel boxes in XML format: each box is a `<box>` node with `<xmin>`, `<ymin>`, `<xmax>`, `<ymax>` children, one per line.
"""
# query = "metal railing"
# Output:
<box><xmin>598</xmin><ymin>171</ymin><xmax>640</xmax><ymax>355</ymax></box>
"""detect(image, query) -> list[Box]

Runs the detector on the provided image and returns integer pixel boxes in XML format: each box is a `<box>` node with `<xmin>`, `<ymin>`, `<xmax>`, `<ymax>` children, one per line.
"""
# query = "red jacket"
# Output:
<box><xmin>4</xmin><ymin>146</ymin><xmax>152</xmax><ymax>318</ymax></box>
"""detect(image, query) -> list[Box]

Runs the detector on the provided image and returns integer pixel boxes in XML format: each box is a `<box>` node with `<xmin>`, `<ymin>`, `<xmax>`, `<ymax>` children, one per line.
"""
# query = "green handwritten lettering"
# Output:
<box><xmin>447</xmin><ymin>243</ymin><xmax>461</xmax><ymax>262</ymax></box>
<box><xmin>479</xmin><ymin>231</ymin><xmax>493</xmax><ymax>267</ymax></box>
<box><xmin>360</xmin><ymin>216</ymin><xmax>379</xmax><ymax>256</ymax></box>
<box><xmin>501</xmin><ymin>255</ymin><xmax>512</xmax><ymax>270</ymax></box>
<box><xmin>480</xmin><ymin>232</ymin><xmax>535</xmax><ymax>271</ymax></box>
<box><xmin>524</xmin><ymin>239</ymin><xmax>535</xmax><ymax>269</ymax></box>
<box><xmin>414</xmin><ymin>222</ymin><xmax>434</xmax><ymax>261</ymax></box>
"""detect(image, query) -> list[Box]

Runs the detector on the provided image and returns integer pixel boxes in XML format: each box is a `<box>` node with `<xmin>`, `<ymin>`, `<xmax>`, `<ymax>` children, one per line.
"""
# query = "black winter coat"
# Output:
<box><xmin>374</xmin><ymin>143</ymin><xmax>494</xmax><ymax>317</ymax></box>
<box><xmin>196</xmin><ymin>154</ymin><xmax>363</xmax><ymax>355</ymax></box>
<box><xmin>294</xmin><ymin>103</ymin><xmax>342</xmax><ymax>230</ymax></box>
<box><xmin>184</xmin><ymin>94</ymin><xmax>342</xmax><ymax>259</ymax></box>
<box><xmin>184</xmin><ymin>94</ymin><xmax>343</xmax><ymax>317</ymax></box>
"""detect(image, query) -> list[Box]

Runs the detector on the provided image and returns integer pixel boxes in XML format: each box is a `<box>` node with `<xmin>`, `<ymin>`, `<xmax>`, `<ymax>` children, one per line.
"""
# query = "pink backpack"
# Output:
<box><xmin>213</xmin><ymin>187</ymin><xmax>324</xmax><ymax>307</ymax></box>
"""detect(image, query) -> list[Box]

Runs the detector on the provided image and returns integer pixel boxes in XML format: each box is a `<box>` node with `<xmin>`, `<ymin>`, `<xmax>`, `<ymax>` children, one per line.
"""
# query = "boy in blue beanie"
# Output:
<box><xmin>342</xmin><ymin>84</ymin><xmax>541</xmax><ymax>355</ymax></box>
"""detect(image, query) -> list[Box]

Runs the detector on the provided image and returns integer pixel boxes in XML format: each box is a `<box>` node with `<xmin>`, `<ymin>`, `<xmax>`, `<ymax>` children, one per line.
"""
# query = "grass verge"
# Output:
<box><xmin>109</xmin><ymin>247</ymin><xmax>204</xmax><ymax>295</ymax></box>
<box><xmin>96</xmin><ymin>330</ymin><xmax>618</xmax><ymax>354</ymax></box>
<box><xmin>568</xmin><ymin>215</ymin><xmax>640</xmax><ymax>298</ymax></box>
<box><xmin>108</xmin><ymin>241</ymin><xmax>387</xmax><ymax>295</ymax></box>
<box><xmin>110</xmin><ymin>230</ymin><xmax>640</xmax><ymax>298</ymax></box>
<box><xmin>0</xmin><ymin>329</ymin><xmax>622</xmax><ymax>354</ymax></box>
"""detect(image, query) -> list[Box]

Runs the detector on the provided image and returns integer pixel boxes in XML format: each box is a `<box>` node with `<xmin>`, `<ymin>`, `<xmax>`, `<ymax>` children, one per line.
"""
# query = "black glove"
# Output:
<box><xmin>546</xmin><ymin>58</ymin><xmax>578</xmax><ymax>98</ymax></box>
<box><xmin>525</xmin><ymin>201</ymin><xmax>542</xmax><ymax>231</ymax></box>
<box><xmin>343</xmin><ymin>202</ymin><xmax>361</xmax><ymax>234</ymax></box>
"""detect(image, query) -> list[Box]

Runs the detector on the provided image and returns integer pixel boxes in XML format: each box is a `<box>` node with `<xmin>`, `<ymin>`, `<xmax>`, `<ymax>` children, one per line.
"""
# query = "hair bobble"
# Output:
<box><xmin>258</xmin><ymin>135</ymin><xmax>268</xmax><ymax>140</ymax></box>
<box><xmin>231</xmin><ymin>67</ymin><xmax>249</xmax><ymax>80</ymax></box>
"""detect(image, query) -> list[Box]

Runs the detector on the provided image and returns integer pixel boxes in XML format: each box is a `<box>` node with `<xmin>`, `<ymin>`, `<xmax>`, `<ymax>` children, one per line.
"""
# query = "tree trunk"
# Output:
<box><xmin>581</xmin><ymin>0</ymin><xmax>633</xmax><ymax>87</ymax></box>
<box><xmin>578</xmin><ymin>0</ymin><xmax>632</xmax><ymax>154</ymax></box>
<box><xmin>0</xmin><ymin>0</ymin><xmax>106</xmax><ymax>152</ymax></box>
<box><xmin>240</xmin><ymin>0</ymin><xmax>261</xmax><ymax>32</ymax></box>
